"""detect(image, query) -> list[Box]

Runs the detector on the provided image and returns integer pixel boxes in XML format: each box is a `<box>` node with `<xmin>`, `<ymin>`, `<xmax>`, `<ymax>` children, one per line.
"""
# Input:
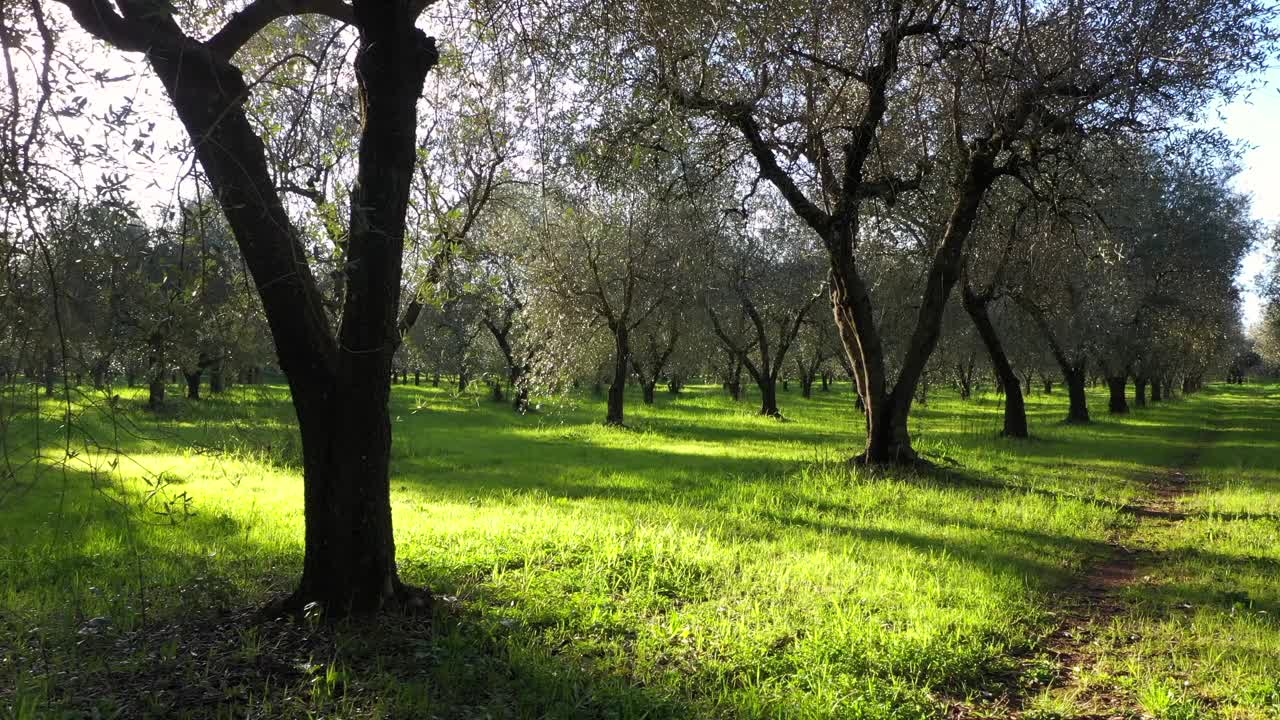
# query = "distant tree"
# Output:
<box><xmin>706</xmin><ymin>208</ymin><xmax>825</xmax><ymax>418</ymax></box>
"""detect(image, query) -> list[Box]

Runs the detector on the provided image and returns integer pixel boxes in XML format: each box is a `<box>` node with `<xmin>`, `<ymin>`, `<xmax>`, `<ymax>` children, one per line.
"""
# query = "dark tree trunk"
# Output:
<box><xmin>432</xmin><ymin>370</ymin><xmax>440</xmax><ymax>387</ymax></box>
<box><xmin>801</xmin><ymin>376</ymin><xmax>813</xmax><ymax>398</ymax></box>
<box><xmin>1064</xmin><ymin>366</ymin><xmax>1090</xmax><ymax>424</ymax></box>
<box><xmin>102</xmin><ymin>1</ymin><xmax>439</xmax><ymax>616</ymax></box>
<box><xmin>1151</xmin><ymin>378</ymin><xmax>1164</xmax><ymax>402</ymax></box>
<box><xmin>185</xmin><ymin>369</ymin><xmax>202</xmax><ymax>400</ymax></box>
<box><xmin>210</xmin><ymin>364</ymin><xmax>226</xmax><ymax>393</ymax></box>
<box><xmin>606</xmin><ymin>325</ymin><xmax>629</xmax><ymax>425</ymax></box>
<box><xmin>148</xmin><ymin>378</ymin><xmax>165</xmax><ymax>410</ymax></box>
<box><xmin>832</xmin><ymin>154</ymin><xmax>996</xmax><ymax>464</ymax></box>
<box><xmin>1134</xmin><ymin>376</ymin><xmax>1148</xmax><ymax>408</ymax></box>
<box><xmin>288</xmin><ymin>10</ymin><xmax>436</xmax><ymax>615</ymax></box>
<box><xmin>491</xmin><ymin>382</ymin><xmax>504</xmax><ymax>403</ymax></box>
<box><xmin>457</xmin><ymin>371</ymin><xmax>469</xmax><ymax>392</ymax></box>
<box><xmin>1107</xmin><ymin>375</ymin><xmax>1128</xmax><ymax>414</ymax></box>
<box><xmin>962</xmin><ymin>286</ymin><xmax>1028</xmax><ymax>438</ymax></box>
<box><xmin>91</xmin><ymin>359</ymin><xmax>109</xmax><ymax>390</ymax></box>
<box><xmin>43</xmin><ymin>349</ymin><xmax>55</xmax><ymax>397</ymax></box>
<box><xmin>642</xmin><ymin>382</ymin><xmax>656</xmax><ymax>405</ymax></box>
<box><xmin>414</xmin><ymin>370</ymin><xmax>420</xmax><ymax>385</ymax></box>
<box><xmin>147</xmin><ymin>366</ymin><xmax>165</xmax><ymax>407</ymax></box>
<box><xmin>759</xmin><ymin>377</ymin><xmax>780</xmax><ymax>417</ymax></box>
<box><xmin>512</xmin><ymin>384</ymin><xmax>530</xmax><ymax>413</ymax></box>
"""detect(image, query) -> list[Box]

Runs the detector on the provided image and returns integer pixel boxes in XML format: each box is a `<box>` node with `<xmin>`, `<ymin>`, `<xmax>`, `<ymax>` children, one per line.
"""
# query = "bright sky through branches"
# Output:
<box><xmin>1217</xmin><ymin>64</ymin><xmax>1280</xmax><ymax>330</ymax></box>
<box><xmin>32</xmin><ymin>6</ymin><xmax>1280</xmax><ymax>331</ymax></box>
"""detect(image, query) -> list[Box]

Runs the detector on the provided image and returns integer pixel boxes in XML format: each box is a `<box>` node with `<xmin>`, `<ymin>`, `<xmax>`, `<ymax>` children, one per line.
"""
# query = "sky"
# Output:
<box><xmin>1216</xmin><ymin>65</ymin><xmax>1280</xmax><ymax>331</ymax></box>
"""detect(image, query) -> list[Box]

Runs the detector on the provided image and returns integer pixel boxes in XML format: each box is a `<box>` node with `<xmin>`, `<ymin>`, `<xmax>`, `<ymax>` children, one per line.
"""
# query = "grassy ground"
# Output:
<box><xmin>1058</xmin><ymin>384</ymin><xmax>1280</xmax><ymax>720</ymax></box>
<box><xmin>0</xmin><ymin>378</ymin><xmax>1275</xmax><ymax>718</ymax></box>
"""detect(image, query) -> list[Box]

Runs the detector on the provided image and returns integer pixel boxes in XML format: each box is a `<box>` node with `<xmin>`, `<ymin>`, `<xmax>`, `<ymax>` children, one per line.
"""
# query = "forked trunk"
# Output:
<box><xmin>130</xmin><ymin>2</ymin><xmax>436</xmax><ymax>616</ymax></box>
<box><xmin>832</xmin><ymin>297</ymin><xmax>915</xmax><ymax>462</ymax></box>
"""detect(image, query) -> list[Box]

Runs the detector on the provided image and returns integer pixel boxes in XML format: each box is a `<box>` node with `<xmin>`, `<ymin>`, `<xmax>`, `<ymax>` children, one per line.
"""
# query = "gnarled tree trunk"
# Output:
<box><xmin>69</xmin><ymin>0</ymin><xmax>441</xmax><ymax>615</ymax></box>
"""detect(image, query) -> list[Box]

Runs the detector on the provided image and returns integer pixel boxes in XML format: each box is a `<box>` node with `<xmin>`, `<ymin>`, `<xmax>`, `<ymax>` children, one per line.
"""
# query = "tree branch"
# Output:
<box><xmin>52</xmin><ymin>0</ymin><xmax>158</xmax><ymax>52</ymax></box>
<box><xmin>207</xmin><ymin>0</ymin><xmax>355</xmax><ymax>59</ymax></box>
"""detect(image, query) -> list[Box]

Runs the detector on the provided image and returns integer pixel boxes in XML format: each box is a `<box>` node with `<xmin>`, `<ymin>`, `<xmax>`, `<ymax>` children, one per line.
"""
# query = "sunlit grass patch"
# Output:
<box><xmin>0</xmin><ymin>379</ymin><xmax>1266</xmax><ymax>718</ymax></box>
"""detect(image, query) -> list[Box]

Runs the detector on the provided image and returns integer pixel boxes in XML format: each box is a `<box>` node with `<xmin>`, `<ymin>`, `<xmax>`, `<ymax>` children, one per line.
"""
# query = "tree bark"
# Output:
<box><xmin>758</xmin><ymin>377</ymin><xmax>780</xmax><ymax>417</ymax></box>
<box><xmin>1106</xmin><ymin>375</ymin><xmax>1129</xmax><ymax>414</ymax></box>
<box><xmin>148</xmin><ymin>378</ymin><xmax>165</xmax><ymax>410</ymax></box>
<box><xmin>73</xmin><ymin>2</ymin><xmax>440</xmax><ymax>615</ymax></box>
<box><xmin>832</xmin><ymin>153</ymin><xmax>996</xmax><ymax>463</ymax></box>
<box><xmin>961</xmin><ymin>286</ymin><xmax>1028</xmax><ymax>438</ymax></box>
<box><xmin>185</xmin><ymin>369</ymin><xmax>202</xmax><ymax>400</ymax></box>
<box><xmin>606</xmin><ymin>324</ymin><xmax>629</xmax><ymax>425</ymax></box>
<box><xmin>1064</xmin><ymin>366</ymin><xmax>1090</xmax><ymax>423</ymax></box>
<box><xmin>1133</xmin><ymin>376</ymin><xmax>1148</xmax><ymax>408</ymax></box>
<box><xmin>1151</xmin><ymin>377</ymin><xmax>1164</xmax><ymax>402</ymax></box>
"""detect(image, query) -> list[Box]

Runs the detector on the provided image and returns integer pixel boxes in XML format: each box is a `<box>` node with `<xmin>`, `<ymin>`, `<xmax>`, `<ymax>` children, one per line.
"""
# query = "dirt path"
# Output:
<box><xmin>951</xmin><ymin>448</ymin><xmax>1204</xmax><ymax>719</ymax></box>
<box><xmin>1036</xmin><ymin>463</ymin><xmax>1194</xmax><ymax>719</ymax></box>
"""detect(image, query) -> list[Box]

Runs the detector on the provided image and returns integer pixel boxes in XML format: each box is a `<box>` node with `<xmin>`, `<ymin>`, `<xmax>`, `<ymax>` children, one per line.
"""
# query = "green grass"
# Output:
<box><xmin>0</xmin><ymin>378</ymin><xmax>1275</xmax><ymax>718</ymax></box>
<box><xmin>1079</xmin><ymin>384</ymin><xmax>1280</xmax><ymax>720</ymax></box>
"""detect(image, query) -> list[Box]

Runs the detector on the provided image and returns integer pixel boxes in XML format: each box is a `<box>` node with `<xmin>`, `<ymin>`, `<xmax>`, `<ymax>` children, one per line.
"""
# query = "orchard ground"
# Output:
<box><xmin>0</xmin><ymin>379</ymin><xmax>1277</xmax><ymax>719</ymax></box>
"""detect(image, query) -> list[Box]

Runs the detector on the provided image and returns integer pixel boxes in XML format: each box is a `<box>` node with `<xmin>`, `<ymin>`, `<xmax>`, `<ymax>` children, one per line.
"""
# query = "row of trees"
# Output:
<box><xmin>0</xmin><ymin>199</ymin><xmax>273</xmax><ymax>406</ymax></box>
<box><xmin>3</xmin><ymin>0</ymin><xmax>1270</xmax><ymax>614</ymax></box>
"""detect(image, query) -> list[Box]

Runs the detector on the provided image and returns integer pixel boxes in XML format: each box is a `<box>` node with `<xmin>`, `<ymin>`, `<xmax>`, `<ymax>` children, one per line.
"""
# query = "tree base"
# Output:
<box><xmin>258</xmin><ymin>580</ymin><xmax>432</xmax><ymax>623</ymax></box>
<box><xmin>848</xmin><ymin>445</ymin><xmax>926</xmax><ymax>467</ymax></box>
